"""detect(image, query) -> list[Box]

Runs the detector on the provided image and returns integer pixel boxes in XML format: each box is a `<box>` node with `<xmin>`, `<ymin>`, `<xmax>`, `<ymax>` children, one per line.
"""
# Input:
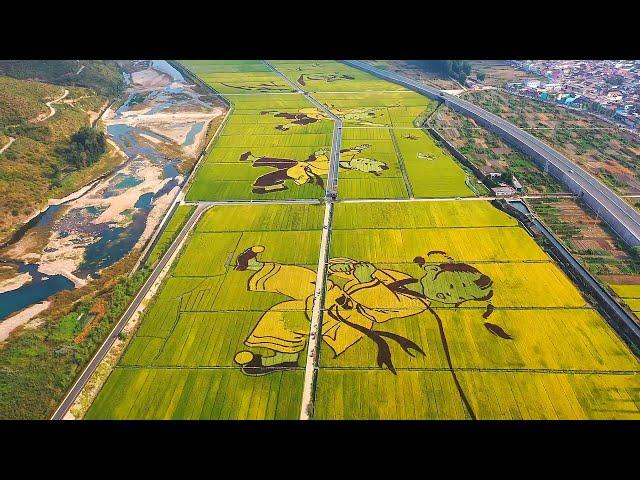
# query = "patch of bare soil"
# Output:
<box><xmin>472</xmin><ymin>137</ymin><xmax>486</xmax><ymax>148</ymax></box>
<box><xmin>130</xmin><ymin>68</ymin><xmax>172</xmax><ymax>90</ymax></box>
<box><xmin>554</xmin><ymin>199</ymin><xmax>629</xmax><ymax>260</ymax></box>
<box><xmin>492</xmin><ymin>147</ymin><xmax>510</xmax><ymax>155</ymax></box>
<box><xmin>601</xmin><ymin>275</ymin><xmax>640</xmax><ymax>285</ymax></box>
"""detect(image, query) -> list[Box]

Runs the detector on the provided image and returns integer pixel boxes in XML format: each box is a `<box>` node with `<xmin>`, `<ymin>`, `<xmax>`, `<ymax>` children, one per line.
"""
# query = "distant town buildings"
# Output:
<box><xmin>507</xmin><ymin>60</ymin><xmax>639</xmax><ymax>132</ymax></box>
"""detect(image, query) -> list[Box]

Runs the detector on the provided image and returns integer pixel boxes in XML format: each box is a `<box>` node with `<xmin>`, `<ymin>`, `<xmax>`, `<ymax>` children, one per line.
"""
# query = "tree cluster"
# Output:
<box><xmin>56</xmin><ymin>127</ymin><xmax>106</xmax><ymax>169</ymax></box>
<box><xmin>409</xmin><ymin>60</ymin><xmax>473</xmax><ymax>85</ymax></box>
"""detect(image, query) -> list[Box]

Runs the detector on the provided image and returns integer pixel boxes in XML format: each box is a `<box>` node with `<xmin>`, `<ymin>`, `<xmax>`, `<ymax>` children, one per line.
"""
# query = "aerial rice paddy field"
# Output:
<box><xmin>86</xmin><ymin>203</ymin><xmax>324</xmax><ymax>419</ymax></box>
<box><xmin>182</xmin><ymin>61</ymin><xmax>332</xmax><ymax>201</ymax></box>
<box><xmin>182</xmin><ymin>60</ymin><xmax>475</xmax><ymax>201</ymax></box>
<box><xmin>84</xmin><ymin>61</ymin><xmax>640</xmax><ymax>420</ymax></box>
<box><xmin>317</xmin><ymin>201</ymin><xmax>640</xmax><ymax>419</ymax></box>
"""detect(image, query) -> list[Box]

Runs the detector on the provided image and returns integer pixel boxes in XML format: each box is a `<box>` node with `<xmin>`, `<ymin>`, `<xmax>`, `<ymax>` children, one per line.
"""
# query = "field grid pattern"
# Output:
<box><xmin>86</xmin><ymin>203</ymin><xmax>324</xmax><ymax>419</ymax></box>
<box><xmin>317</xmin><ymin>201</ymin><xmax>639</xmax><ymax>419</ymax></box>
<box><xmin>85</xmin><ymin>61</ymin><xmax>640</xmax><ymax>420</ymax></box>
<box><xmin>182</xmin><ymin>60</ymin><xmax>476</xmax><ymax>201</ymax></box>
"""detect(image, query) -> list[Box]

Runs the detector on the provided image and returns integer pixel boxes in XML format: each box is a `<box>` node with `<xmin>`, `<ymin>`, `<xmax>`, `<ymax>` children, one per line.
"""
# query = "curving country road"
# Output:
<box><xmin>36</xmin><ymin>89</ymin><xmax>70</xmax><ymax>123</ymax></box>
<box><xmin>343</xmin><ymin>60</ymin><xmax>640</xmax><ymax>247</ymax></box>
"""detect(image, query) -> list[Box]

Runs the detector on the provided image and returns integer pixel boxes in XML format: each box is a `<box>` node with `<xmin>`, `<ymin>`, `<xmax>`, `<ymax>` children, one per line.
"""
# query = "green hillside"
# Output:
<box><xmin>0</xmin><ymin>60</ymin><xmax>125</xmax><ymax>97</ymax></box>
<box><xmin>0</xmin><ymin>72</ymin><xmax>121</xmax><ymax>244</ymax></box>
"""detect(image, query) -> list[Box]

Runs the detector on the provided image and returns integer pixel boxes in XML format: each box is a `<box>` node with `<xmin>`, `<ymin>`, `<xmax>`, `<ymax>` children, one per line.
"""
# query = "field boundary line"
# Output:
<box><xmin>120</xmin><ymin>305</ymin><xmax>596</xmax><ymax>314</ymax></box>
<box><xmin>314</xmin><ymin>366</ymin><xmax>640</xmax><ymax>375</ymax></box>
<box><xmin>388</xmin><ymin>127</ymin><xmax>414</xmax><ymax>198</ymax></box>
<box><xmin>338</xmin><ymin>197</ymin><xmax>500</xmax><ymax>203</ymax></box>
<box><xmin>110</xmin><ymin>365</ymin><xmax>640</xmax><ymax>375</ymax></box>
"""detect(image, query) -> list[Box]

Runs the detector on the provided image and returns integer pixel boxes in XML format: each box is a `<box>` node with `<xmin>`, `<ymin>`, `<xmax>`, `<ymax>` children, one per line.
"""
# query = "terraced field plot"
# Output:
<box><xmin>86</xmin><ymin>203</ymin><xmax>324</xmax><ymax>419</ymax></box>
<box><xmin>315</xmin><ymin>201</ymin><xmax>640</xmax><ymax>419</ymax></box>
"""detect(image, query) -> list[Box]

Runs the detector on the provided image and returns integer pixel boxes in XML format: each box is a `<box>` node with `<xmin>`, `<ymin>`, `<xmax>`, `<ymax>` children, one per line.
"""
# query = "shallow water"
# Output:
<box><xmin>183</xmin><ymin>122</ymin><xmax>204</xmax><ymax>147</ymax></box>
<box><xmin>0</xmin><ymin>60</ymin><xmax>214</xmax><ymax>322</ymax></box>
<box><xmin>151</xmin><ymin>60</ymin><xmax>185</xmax><ymax>82</ymax></box>
<box><xmin>0</xmin><ymin>264</ymin><xmax>74</xmax><ymax>320</ymax></box>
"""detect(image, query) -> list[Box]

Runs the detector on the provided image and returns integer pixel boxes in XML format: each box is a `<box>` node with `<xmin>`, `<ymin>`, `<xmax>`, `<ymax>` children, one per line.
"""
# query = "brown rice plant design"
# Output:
<box><xmin>233</xmin><ymin>247</ymin><xmax>512</xmax><ymax>420</ymax></box>
<box><xmin>260</xmin><ymin>105</ymin><xmax>397</xmax><ymax>131</ymax></box>
<box><xmin>220</xmin><ymin>81</ymin><xmax>292</xmax><ymax>93</ymax></box>
<box><xmin>296</xmin><ymin>72</ymin><xmax>355</xmax><ymax>86</ymax></box>
<box><xmin>259</xmin><ymin>109</ymin><xmax>326</xmax><ymax>131</ymax></box>
<box><xmin>239</xmin><ymin>145</ymin><xmax>388</xmax><ymax>194</ymax></box>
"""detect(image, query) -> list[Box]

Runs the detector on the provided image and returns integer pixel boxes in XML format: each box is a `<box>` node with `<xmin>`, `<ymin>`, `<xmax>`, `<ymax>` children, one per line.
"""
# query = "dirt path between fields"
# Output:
<box><xmin>0</xmin><ymin>137</ymin><xmax>15</xmax><ymax>154</ymax></box>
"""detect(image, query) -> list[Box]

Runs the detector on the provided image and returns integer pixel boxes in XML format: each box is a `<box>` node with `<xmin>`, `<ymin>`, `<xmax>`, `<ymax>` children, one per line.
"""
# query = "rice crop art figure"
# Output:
<box><xmin>339</xmin><ymin>144</ymin><xmax>389</xmax><ymax>176</ymax></box>
<box><xmin>331</xmin><ymin>105</ymin><xmax>397</xmax><ymax>126</ymax></box>
<box><xmin>232</xmin><ymin>247</ymin><xmax>428</xmax><ymax>376</ymax></box>
<box><xmin>259</xmin><ymin>108</ymin><xmax>327</xmax><ymax>131</ymax></box>
<box><xmin>220</xmin><ymin>81</ymin><xmax>292</xmax><ymax>93</ymax></box>
<box><xmin>296</xmin><ymin>72</ymin><xmax>355</xmax><ymax>86</ymax></box>
<box><xmin>260</xmin><ymin>105</ymin><xmax>398</xmax><ymax>131</ymax></box>
<box><xmin>232</xmin><ymin>248</ymin><xmax>513</xmax><ymax>420</ymax></box>
<box><xmin>239</xmin><ymin>144</ymin><xmax>388</xmax><ymax>194</ymax></box>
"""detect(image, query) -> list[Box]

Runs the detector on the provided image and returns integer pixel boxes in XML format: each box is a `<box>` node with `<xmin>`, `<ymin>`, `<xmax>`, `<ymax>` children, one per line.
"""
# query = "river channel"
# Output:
<box><xmin>0</xmin><ymin>60</ymin><xmax>223</xmax><ymax>324</ymax></box>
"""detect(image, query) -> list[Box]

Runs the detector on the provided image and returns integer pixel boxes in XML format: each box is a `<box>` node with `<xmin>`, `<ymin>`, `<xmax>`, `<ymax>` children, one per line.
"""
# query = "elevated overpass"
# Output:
<box><xmin>343</xmin><ymin>60</ymin><xmax>640</xmax><ymax>247</ymax></box>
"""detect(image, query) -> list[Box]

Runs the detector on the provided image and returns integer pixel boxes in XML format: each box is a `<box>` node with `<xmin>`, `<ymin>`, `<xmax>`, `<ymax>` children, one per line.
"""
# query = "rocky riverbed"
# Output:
<box><xmin>0</xmin><ymin>60</ymin><xmax>225</xmax><ymax>334</ymax></box>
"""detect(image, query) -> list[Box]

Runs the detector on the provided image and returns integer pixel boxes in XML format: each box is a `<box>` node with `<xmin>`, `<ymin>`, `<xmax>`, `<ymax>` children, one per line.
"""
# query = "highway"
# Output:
<box><xmin>343</xmin><ymin>60</ymin><xmax>640</xmax><ymax>247</ymax></box>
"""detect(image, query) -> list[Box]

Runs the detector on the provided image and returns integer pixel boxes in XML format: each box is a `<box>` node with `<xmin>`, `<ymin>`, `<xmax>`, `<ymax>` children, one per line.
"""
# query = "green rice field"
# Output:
<box><xmin>86</xmin><ymin>203</ymin><xmax>324</xmax><ymax>419</ymax></box>
<box><xmin>316</xmin><ymin>201</ymin><xmax>640</xmax><ymax>419</ymax></box>
<box><xmin>145</xmin><ymin>205</ymin><xmax>195</xmax><ymax>268</ymax></box>
<box><xmin>85</xmin><ymin>61</ymin><xmax>640</xmax><ymax>420</ymax></box>
<box><xmin>182</xmin><ymin>60</ymin><xmax>475</xmax><ymax>201</ymax></box>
